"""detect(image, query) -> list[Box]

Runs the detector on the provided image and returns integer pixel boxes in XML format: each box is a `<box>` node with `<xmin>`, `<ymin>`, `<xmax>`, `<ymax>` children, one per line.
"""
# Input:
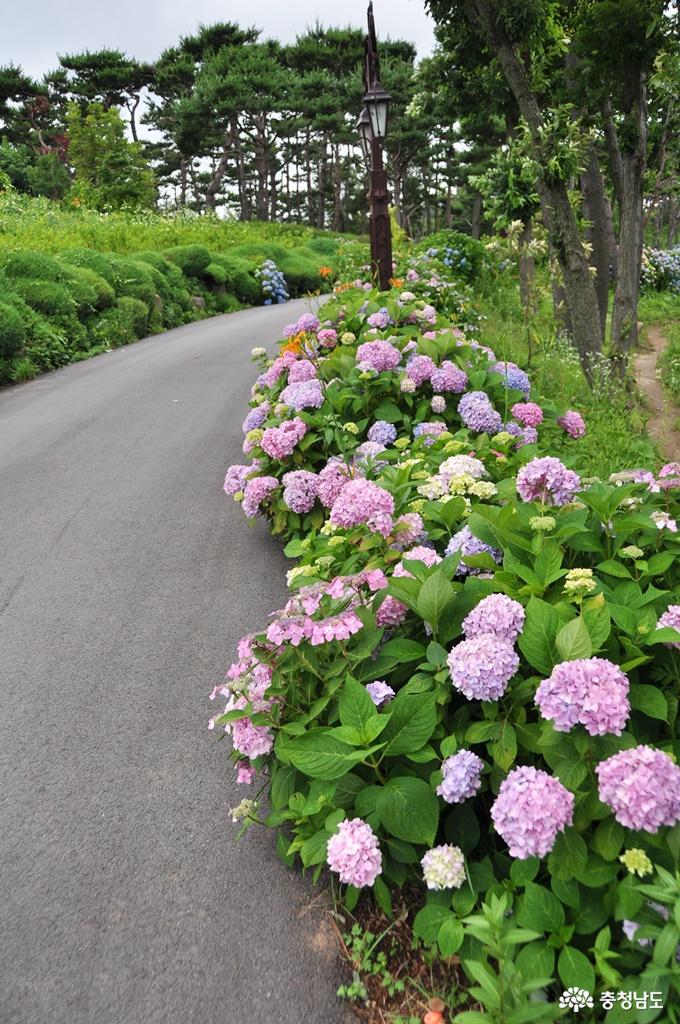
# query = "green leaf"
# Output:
<box><xmin>534</xmin><ymin>542</ymin><xmax>565</xmax><ymax>589</ymax></box>
<box><xmin>417</xmin><ymin>569</ymin><xmax>456</xmax><ymax>629</ymax></box>
<box><xmin>548</xmin><ymin>828</ymin><xmax>588</xmax><ymax>880</ymax></box>
<box><xmin>438</xmin><ymin>917</ymin><xmax>464</xmax><ymax>957</ymax></box>
<box><xmin>574</xmin><ymin>854</ymin><xmax>618</xmax><ymax>889</ymax></box>
<box><xmin>300</xmin><ymin>829</ymin><xmax>329</xmax><ymax>867</ymax></box>
<box><xmin>377</xmin><ymin>776</ymin><xmax>439</xmax><ymax>844</ymax></box>
<box><xmin>372</xmin><ymin>400</ymin><xmax>402</xmax><ymax>422</ymax></box>
<box><xmin>518</xmin><ymin>597</ymin><xmax>560</xmax><ymax>675</ymax></box>
<box><xmin>285</xmin><ymin>729</ymin><xmax>370</xmax><ymax>780</ymax></box>
<box><xmin>515</xmin><ymin>941</ymin><xmax>555</xmax><ymax>983</ymax></box>
<box><xmin>597</xmin><ymin>559</ymin><xmax>633</xmax><ymax>578</ymax></box>
<box><xmin>630</xmin><ymin>684</ymin><xmax>668</xmax><ymax>721</ymax></box>
<box><xmin>373</xmin><ymin>875</ymin><xmax>392</xmax><ymax>917</ymax></box>
<box><xmin>593</xmin><ymin>817</ymin><xmax>625</xmax><ymax>861</ymax></box>
<box><xmin>557</xmin><ymin>946</ymin><xmax>595</xmax><ymax>991</ymax></box>
<box><xmin>488</xmin><ymin>720</ymin><xmax>517</xmax><ymax>771</ymax></box>
<box><xmin>555</xmin><ymin>616</ymin><xmax>592</xmax><ymax>661</ymax></box>
<box><xmin>338</xmin><ymin>677</ymin><xmax>377</xmax><ymax>735</ymax></box>
<box><xmin>517</xmin><ymin>883</ymin><xmax>565</xmax><ymax>934</ymax></box>
<box><xmin>652</xmin><ymin>922</ymin><xmax>680</xmax><ymax>965</ymax></box>
<box><xmin>380</xmin><ymin>638</ymin><xmax>427</xmax><ymax>661</ymax></box>
<box><xmin>413</xmin><ymin>903</ymin><xmax>454</xmax><ymax>945</ymax></box>
<box><xmin>381</xmin><ymin>691</ymin><xmax>437</xmax><ymax>756</ymax></box>
<box><xmin>609</xmin><ymin>603</ymin><xmax>638</xmax><ymax>636</ymax></box>
<box><xmin>465</xmin><ymin>721</ymin><xmax>502</xmax><ymax>743</ymax></box>
<box><xmin>510</xmin><ymin>858</ymin><xmax>540</xmax><ymax>886</ymax></box>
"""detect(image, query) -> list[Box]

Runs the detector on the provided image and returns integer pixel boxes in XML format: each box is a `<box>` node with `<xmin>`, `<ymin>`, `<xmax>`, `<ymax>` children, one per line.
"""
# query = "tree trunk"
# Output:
<box><xmin>580</xmin><ymin>146</ymin><xmax>610</xmax><ymax>339</ymax></box>
<box><xmin>518</xmin><ymin>221</ymin><xmax>534</xmax><ymax>311</ymax></box>
<box><xmin>610</xmin><ymin>80</ymin><xmax>648</xmax><ymax>368</ymax></box>
<box><xmin>465</xmin><ymin>0</ymin><xmax>602</xmax><ymax>377</ymax></box>
<box><xmin>602</xmin><ymin>98</ymin><xmax>624</xmax><ymax>216</ymax></box>
<box><xmin>205</xmin><ymin>139</ymin><xmax>230</xmax><ymax>212</ymax></box>
<box><xmin>471</xmin><ymin>191</ymin><xmax>482</xmax><ymax>238</ymax></box>
<box><xmin>179</xmin><ymin>156</ymin><xmax>187</xmax><ymax>208</ymax></box>
<box><xmin>605</xmin><ymin>193</ymin><xmax>618</xmax><ymax>283</ymax></box>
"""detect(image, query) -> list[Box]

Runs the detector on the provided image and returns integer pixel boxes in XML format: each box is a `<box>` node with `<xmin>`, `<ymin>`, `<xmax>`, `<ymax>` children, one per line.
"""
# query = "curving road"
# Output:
<box><xmin>0</xmin><ymin>302</ymin><xmax>352</xmax><ymax>1024</ymax></box>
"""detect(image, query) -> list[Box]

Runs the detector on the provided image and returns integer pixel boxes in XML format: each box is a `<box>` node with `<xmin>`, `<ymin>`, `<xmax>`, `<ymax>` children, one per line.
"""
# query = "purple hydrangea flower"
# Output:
<box><xmin>406</xmin><ymin>354</ymin><xmax>436</xmax><ymax>386</ymax></box>
<box><xmin>491</xmin><ymin>766</ymin><xmax>574</xmax><ymax>859</ymax></box>
<box><xmin>391</xmin><ymin>512</ymin><xmax>425</xmax><ymax>550</ymax></box>
<box><xmin>242</xmin><ymin>404</ymin><xmax>270</xmax><ymax>433</ymax></box>
<box><xmin>512</xmin><ymin>402</ymin><xmax>543</xmax><ymax>427</ymax></box>
<box><xmin>536</xmin><ymin>658</ymin><xmax>630</xmax><ymax>736</ymax></box>
<box><xmin>287</xmin><ymin>359</ymin><xmax>318</xmax><ymax>383</ymax></box>
<box><xmin>596</xmin><ymin>745</ymin><xmax>680</xmax><ymax>832</ymax></box>
<box><xmin>557</xmin><ymin>410</ymin><xmax>586</xmax><ymax>439</ymax></box>
<box><xmin>657</xmin><ymin>605</ymin><xmax>680</xmax><ymax>647</ymax></box>
<box><xmin>366</xmin><ymin>680</ymin><xmax>395</xmax><ymax>707</ymax></box>
<box><xmin>447</xmin><ymin>633</ymin><xmax>519</xmax><ymax>701</ymax></box>
<box><xmin>458</xmin><ymin>391</ymin><xmax>503</xmax><ymax>434</ymax></box>
<box><xmin>330</xmin><ymin>478</ymin><xmax>395</xmax><ymax>536</ymax></box>
<box><xmin>279</xmin><ymin>378</ymin><xmax>324</xmax><ymax>411</ymax></box>
<box><xmin>437</xmin><ymin>750</ymin><xmax>484</xmax><ymax>803</ymax></box>
<box><xmin>505</xmin><ymin>421</ymin><xmax>538</xmax><ymax>447</ymax></box>
<box><xmin>431</xmin><ymin>361</ymin><xmax>468</xmax><ymax>394</ymax></box>
<box><xmin>224</xmin><ymin>463</ymin><xmax>253</xmax><ymax>496</ymax></box>
<box><xmin>296</xmin><ymin>313</ymin><xmax>320</xmax><ymax>333</ymax></box>
<box><xmin>282</xmin><ymin>470</ymin><xmax>319</xmax><ymax>513</ymax></box>
<box><xmin>356</xmin><ymin>339</ymin><xmax>401</xmax><ymax>372</ymax></box>
<box><xmin>327</xmin><ymin>818</ymin><xmax>382</xmax><ymax>887</ymax></box>
<box><xmin>414</xmin><ymin>422</ymin><xmax>447</xmax><ymax>442</ymax></box>
<box><xmin>516</xmin><ymin>457</ymin><xmax>581</xmax><ymax>507</ymax></box>
<box><xmin>366</xmin><ymin>307</ymin><xmax>392</xmax><ymax>330</ymax></box>
<box><xmin>367</xmin><ymin>420</ymin><xmax>398</xmax><ymax>445</ymax></box>
<box><xmin>232</xmin><ymin>716</ymin><xmax>274</xmax><ymax>758</ymax></box>
<box><xmin>493</xmin><ymin>361</ymin><xmax>530</xmax><ymax>396</ymax></box>
<box><xmin>463</xmin><ymin>594</ymin><xmax>525</xmax><ymax>643</ymax></box>
<box><xmin>445</xmin><ymin>525</ymin><xmax>502</xmax><ymax>574</ymax></box>
<box><xmin>421</xmin><ymin>845</ymin><xmax>466</xmax><ymax>890</ymax></box>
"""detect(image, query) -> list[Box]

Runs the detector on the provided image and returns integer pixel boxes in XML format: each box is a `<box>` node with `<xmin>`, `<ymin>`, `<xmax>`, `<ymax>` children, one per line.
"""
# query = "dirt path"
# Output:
<box><xmin>635</xmin><ymin>323</ymin><xmax>680</xmax><ymax>459</ymax></box>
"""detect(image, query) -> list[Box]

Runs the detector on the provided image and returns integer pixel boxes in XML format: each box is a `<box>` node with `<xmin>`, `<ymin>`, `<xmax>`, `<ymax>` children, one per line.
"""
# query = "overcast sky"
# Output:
<box><xmin>2</xmin><ymin>0</ymin><xmax>436</xmax><ymax>79</ymax></box>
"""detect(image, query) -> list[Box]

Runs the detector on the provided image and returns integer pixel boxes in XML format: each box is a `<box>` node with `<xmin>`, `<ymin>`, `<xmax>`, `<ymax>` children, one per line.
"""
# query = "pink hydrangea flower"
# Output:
<box><xmin>447</xmin><ymin>633</ymin><xmax>519</xmax><ymax>701</ymax></box>
<box><xmin>317</xmin><ymin>458</ymin><xmax>356</xmax><ymax>507</ymax></box>
<box><xmin>231</xmin><ymin>715</ymin><xmax>274</xmax><ymax>759</ymax></box>
<box><xmin>356</xmin><ymin>339</ymin><xmax>401</xmax><ymax>372</ymax></box>
<box><xmin>536</xmin><ymin>658</ymin><xmax>630</xmax><ymax>736</ymax></box>
<box><xmin>462</xmin><ymin>594</ymin><xmax>525</xmax><ymax>643</ymax></box>
<box><xmin>596</xmin><ymin>745</ymin><xmax>680</xmax><ymax>832</ymax></box>
<box><xmin>511</xmin><ymin>402</ymin><xmax>543</xmax><ymax>428</ymax></box>
<box><xmin>516</xmin><ymin>456</ymin><xmax>580</xmax><ymax>507</ymax></box>
<box><xmin>557</xmin><ymin>410</ymin><xmax>586</xmax><ymax>439</ymax></box>
<box><xmin>317</xmin><ymin>328</ymin><xmax>338</xmax><ymax>347</ymax></box>
<box><xmin>330</xmin><ymin>479</ymin><xmax>395</xmax><ymax>536</ymax></box>
<box><xmin>406</xmin><ymin>354</ymin><xmax>436</xmax><ymax>386</ymax></box>
<box><xmin>236</xmin><ymin>763</ymin><xmax>256</xmax><ymax>784</ymax></box>
<box><xmin>287</xmin><ymin>359</ymin><xmax>318</xmax><ymax>383</ymax></box>
<box><xmin>327</xmin><ymin>818</ymin><xmax>382</xmax><ymax>887</ymax></box>
<box><xmin>224</xmin><ymin>463</ymin><xmax>254</xmax><ymax>496</ymax></box>
<box><xmin>491</xmin><ymin>766</ymin><xmax>574</xmax><ymax>858</ymax></box>
<box><xmin>391</xmin><ymin>512</ymin><xmax>425</xmax><ymax>550</ymax></box>
<box><xmin>242</xmin><ymin>476</ymin><xmax>278</xmax><ymax>518</ymax></box>
<box><xmin>658</xmin><ymin>605</ymin><xmax>680</xmax><ymax>647</ymax></box>
<box><xmin>260</xmin><ymin>418</ymin><xmax>307</xmax><ymax>459</ymax></box>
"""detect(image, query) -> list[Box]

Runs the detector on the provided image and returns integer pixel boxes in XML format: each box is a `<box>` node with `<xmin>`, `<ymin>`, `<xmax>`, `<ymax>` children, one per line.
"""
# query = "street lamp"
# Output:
<box><xmin>359</xmin><ymin>2</ymin><xmax>393</xmax><ymax>292</ymax></box>
<box><xmin>364</xmin><ymin>78</ymin><xmax>391</xmax><ymax>141</ymax></box>
<box><xmin>356</xmin><ymin>107</ymin><xmax>372</xmax><ymax>172</ymax></box>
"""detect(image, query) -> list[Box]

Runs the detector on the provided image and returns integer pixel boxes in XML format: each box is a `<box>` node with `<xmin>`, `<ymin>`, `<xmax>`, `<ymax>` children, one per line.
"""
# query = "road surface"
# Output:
<box><xmin>0</xmin><ymin>302</ymin><xmax>352</xmax><ymax>1024</ymax></box>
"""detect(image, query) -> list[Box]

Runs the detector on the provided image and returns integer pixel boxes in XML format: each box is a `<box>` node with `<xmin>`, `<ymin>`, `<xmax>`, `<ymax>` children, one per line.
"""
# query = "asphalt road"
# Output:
<box><xmin>0</xmin><ymin>302</ymin><xmax>352</xmax><ymax>1024</ymax></box>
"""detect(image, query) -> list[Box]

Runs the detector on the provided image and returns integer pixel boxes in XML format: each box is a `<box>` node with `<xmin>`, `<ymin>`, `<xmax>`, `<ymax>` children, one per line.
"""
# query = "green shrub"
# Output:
<box><xmin>64</xmin><ymin>264</ymin><xmax>115</xmax><ymax>311</ymax></box>
<box><xmin>92</xmin><ymin>296</ymin><xmax>149</xmax><ymax>348</ymax></box>
<box><xmin>0</xmin><ymin>299</ymin><xmax>27</xmax><ymax>358</ymax></box>
<box><xmin>60</xmin><ymin>248</ymin><xmax>121</xmax><ymax>288</ymax></box>
<box><xmin>9</xmin><ymin>277</ymin><xmax>76</xmax><ymax>318</ymax></box>
<box><xmin>9</xmin><ymin>356</ymin><xmax>39</xmax><ymax>382</ymax></box>
<box><xmin>1</xmin><ymin>249</ymin><xmax>65</xmax><ymax>282</ymax></box>
<box><xmin>208</xmin><ymin>252</ymin><xmax>261</xmax><ymax>304</ymax></box>
<box><xmin>163</xmin><ymin>244</ymin><xmax>212</xmax><ymax>277</ymax></box>
<box><xmin>107</xmin><ymin>256</ymin><xmax>158</xmax><ymax>310</ymax></box>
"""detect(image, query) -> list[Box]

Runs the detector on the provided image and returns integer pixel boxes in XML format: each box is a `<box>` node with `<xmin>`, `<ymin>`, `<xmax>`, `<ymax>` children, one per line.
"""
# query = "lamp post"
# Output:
<box><xmin>361</xmin><ymin>2</ymin><xmax>393</xmax><ymax>292</ymax></box>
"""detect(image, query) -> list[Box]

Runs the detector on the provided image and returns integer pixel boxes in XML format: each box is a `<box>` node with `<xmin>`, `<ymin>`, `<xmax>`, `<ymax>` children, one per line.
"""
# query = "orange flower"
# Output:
<box><xmin>282</xmin><ymin>332</ymin><xmax>306</xmax><ymax>354</ymax></box>
<box><xmin>319</xmin><ymin>266</ymin><xmax>333</xmax><ymax>278</ymax></box>
<box><xmin>389</xmin><ymin>277</ymin><xmax>404</xmax><ymax>288</ymax></box>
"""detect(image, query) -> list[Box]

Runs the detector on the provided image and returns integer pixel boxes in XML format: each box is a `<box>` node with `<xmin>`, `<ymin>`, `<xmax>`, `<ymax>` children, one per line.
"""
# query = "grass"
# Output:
<box><xmin>477</xmin><ymin>273</ymin><xmax>657</xmax><ymax>478</ymax></box>
<box><xmin>639</xmin><ymin>290</ymin><xmax>680</xmax><ymax>404</ymax></box>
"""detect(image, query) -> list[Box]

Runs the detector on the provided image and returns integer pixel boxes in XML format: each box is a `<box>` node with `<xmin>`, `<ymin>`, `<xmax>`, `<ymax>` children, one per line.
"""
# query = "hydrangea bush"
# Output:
<box><xmin>213</xmin><ymin>265</ymin><xmax>680</xmax><ymax>1018</ymax></box>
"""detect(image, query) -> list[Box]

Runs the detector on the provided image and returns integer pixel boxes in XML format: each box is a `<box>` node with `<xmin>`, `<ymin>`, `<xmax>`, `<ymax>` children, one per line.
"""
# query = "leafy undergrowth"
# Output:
<box><xmin>333</xmin><ymin>888</ymin><xmax>471</xmax><ymax>1023</ymax></box>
